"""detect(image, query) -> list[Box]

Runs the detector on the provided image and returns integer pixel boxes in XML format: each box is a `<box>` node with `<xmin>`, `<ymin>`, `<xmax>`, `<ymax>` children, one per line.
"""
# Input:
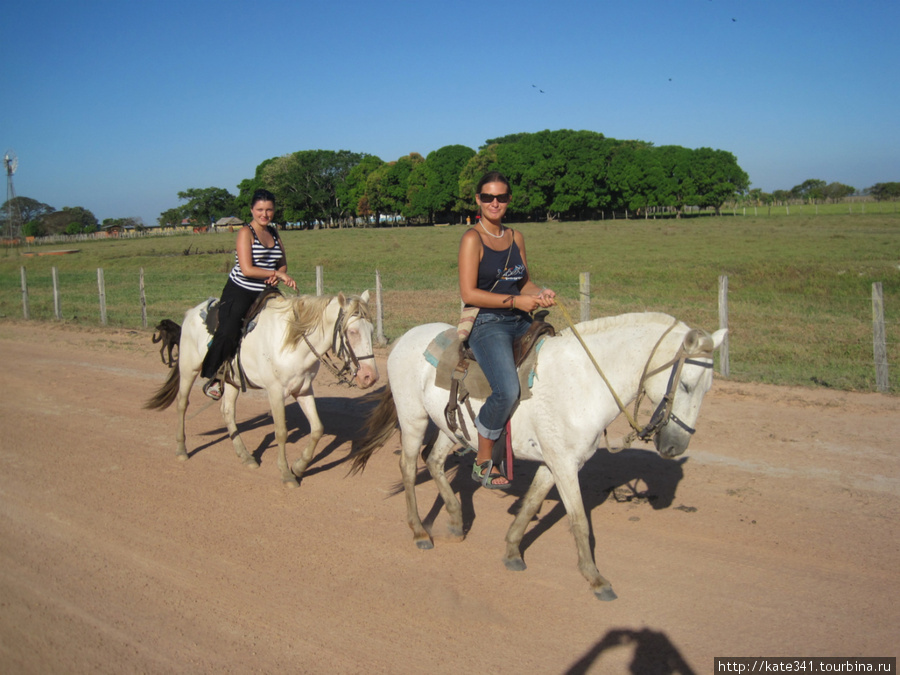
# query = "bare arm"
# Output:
<box><xmin>458</xmin><ymin>229</ymin><xmax>554</xmax><ymax>312</ymax></box>
<box><xmin>235</xmin><ymin>228</ymin><xmax>297</xmax><ymax>290</ymax></box>
<box><xmin>513</xmin><ymin>231</ymin><xmax>556</xmax><ymax>311</ymax></box>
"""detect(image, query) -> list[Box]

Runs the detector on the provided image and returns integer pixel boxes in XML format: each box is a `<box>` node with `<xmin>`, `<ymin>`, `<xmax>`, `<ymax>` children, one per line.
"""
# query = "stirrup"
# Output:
<box><xmin>472</xmin><ymin>459</ymin><xmax>511</xmax><ymax>490</ymax></box>
<box><xmin>203</xmin><ymin>379</ymin><xmax>223</xmax><ymax>400</ymax></box>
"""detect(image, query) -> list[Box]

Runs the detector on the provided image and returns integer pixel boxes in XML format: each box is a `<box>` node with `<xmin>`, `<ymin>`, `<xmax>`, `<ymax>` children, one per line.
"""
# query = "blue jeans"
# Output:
<box><xmin>468</xmin><ymin>311</ymin><xmax>532</xmax><ymax>440</ymax></box>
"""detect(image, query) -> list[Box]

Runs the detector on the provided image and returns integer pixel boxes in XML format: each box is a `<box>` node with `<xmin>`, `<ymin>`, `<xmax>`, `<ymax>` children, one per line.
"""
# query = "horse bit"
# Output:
<box><xmin>303</xmin><ymin>307</ymin><xmax>374</xmax><ymax>387</ymax></box>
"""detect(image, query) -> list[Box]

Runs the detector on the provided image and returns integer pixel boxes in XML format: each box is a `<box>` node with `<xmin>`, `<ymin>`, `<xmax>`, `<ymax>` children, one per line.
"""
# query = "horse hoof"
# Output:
<box><xmin>415</xmin><ymin>539</ymin><xmax>434</xmax><ymax>550</ymax></box>
<box><xmin>446</xmin><ymin>526</ymin><xmax>465</xmax><ymax>541</ymax></box>
<box><xmin>594</xmin><ymin>586</ymin><xmax>618</xmax><ymax>602</ymax></box>
<box><xmin>176</xmin><ymin>453</ymin><xmax>188</xmax><ymax>462</ymax></box>
<box><xmin>283</xmin><ymin>478</ymin><xmax>300</xmax><ymax>488</ymax></box>
<box><xmin>503</xmin><ymin>558</ymin><xmax>527</xmax><ymax>572</ymax></box>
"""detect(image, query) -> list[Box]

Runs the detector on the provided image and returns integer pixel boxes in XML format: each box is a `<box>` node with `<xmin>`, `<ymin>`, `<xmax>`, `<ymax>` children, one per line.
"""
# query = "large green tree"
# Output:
<box><xmin>41</xmin><ymin>206</ymin><xmax>98</xmax><ymax>234</ymax></box>
<box><xmin>791</xmin><ymin>179</ymin><xmax>827</xmax><ymax>202</ymax></box>
<box><xmin>406</xmin><ymin>144</ymin><xmax>475</xmax><ymax>223</ymax></box>
<box><xmin>822</xmin><ymin>182</ymin><xmax>856</xmax><ymax>202</ymax></box>
<box><xmin>1</xmin><ymin>196</ymin><xmax>55</xmax><ymax>226</ymax></box>
<box><xmin>336</xmin><ymin>154</ymin><xmax>384</xmax><ymax>226</ymax></box>
<box><xmin>364</xmin><ymin>153</ymin><xmax>423</xmax><ymax>225</ymax></box>
<box><xmin>260</xmin><ymin>150</ymin><xmax>369</xmax><ymax>228</ymax></box>
<box><xmin>867</xmin><ymin>182</ymin><xmax>900</xmax><ymax>201</ymax></box>
<box><xmin>176</xmin><ymin>187</ymin><xmax>236</xmax><ymax>228</ymax></box>
<box><xmin>690</xmin><ymin>148</ymin><xmax>750</xmax><ymax>214</ymax></box>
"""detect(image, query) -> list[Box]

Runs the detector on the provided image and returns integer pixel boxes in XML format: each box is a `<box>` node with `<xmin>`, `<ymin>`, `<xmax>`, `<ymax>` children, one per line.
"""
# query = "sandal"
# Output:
<box><xmin>203</xmin><ymin>378</ymin><xmax>223</xmax><ymax>401</ymax></box>
<box><xmin>472</xmin><ymin>459</ymin><xmax>511</xmax><ymax>490</ymax></box>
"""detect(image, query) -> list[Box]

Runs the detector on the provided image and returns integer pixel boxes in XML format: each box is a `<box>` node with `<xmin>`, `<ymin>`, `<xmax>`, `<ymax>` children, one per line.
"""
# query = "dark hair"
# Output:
<box><xmin>251</xmin><ymin>188</ymin><xmax>276</xmax><ymax>207</ymax></box>
<box><xmin>476</xmin><ymin>171</ymin><xmax>511</xmax><ymax>195</ymax></box>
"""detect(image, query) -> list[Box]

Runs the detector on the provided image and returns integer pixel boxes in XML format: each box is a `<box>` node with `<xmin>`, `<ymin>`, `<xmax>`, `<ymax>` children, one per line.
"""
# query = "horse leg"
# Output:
<box><xmin>262</xmin><ymin>390</ymin><xmax>299</xmax><ymax>487</ymax></box>
<box><xmin>221</xmin><ymin>387</ymin><xmax>259</xmax><ymax>468</ymax></box>
<box><xmin>502</xmin><ymin>464</ymin><xmax>557</xmax><ymax>571</ymax></box>
<box><xmin>175</xmin><ymin>368</ymin><xmax>196</xmax><ymax>460</ymax></box>
<box><xmin>424</xmin><ymin>433</ymin><xmax>465</xmax><ymax>541</ymax></box>
<box><xmin>288</xmin><ymin>393</ymin><xmax>324</xmax><ymax>485</ymax></box>
<box><xmin>399</xmin><ymin>416</ymin><xmax>432</xmax><ymax>549</ymax></box>
<box><xmin>552</xmin><ymin>467</ymin><xmax>617</xmax><ymax>601</ymax></box>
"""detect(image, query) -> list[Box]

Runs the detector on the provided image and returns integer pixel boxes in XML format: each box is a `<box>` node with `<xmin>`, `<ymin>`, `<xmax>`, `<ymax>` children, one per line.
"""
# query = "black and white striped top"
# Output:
<box><xmin>228</xmin><ymin>225</ymin><xmax>284</xmax><ymax>291</ymax></box>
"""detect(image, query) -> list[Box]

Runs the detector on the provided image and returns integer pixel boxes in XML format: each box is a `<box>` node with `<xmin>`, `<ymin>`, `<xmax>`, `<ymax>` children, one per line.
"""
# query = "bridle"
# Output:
<box><xmin>629</xmin><ymin>331</ymin><xmax>714</xmax><ymax>445</ymax></box>
<box><xmin>302</xmin><ymin>306</ymin><xmax>375</xmax><ymax>387</ymax></box>
<box><xmin>555</xmin><ymin>304</ymin><xmax>713</xmax><ymax>447</ymax></box>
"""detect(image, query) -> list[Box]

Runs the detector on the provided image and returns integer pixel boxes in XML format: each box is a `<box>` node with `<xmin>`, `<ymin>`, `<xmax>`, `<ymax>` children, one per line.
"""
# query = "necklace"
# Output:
<box><xmin>479</xmin><ymin>221</ymin><xmax>506</xmax><ymax>239</ymax></box>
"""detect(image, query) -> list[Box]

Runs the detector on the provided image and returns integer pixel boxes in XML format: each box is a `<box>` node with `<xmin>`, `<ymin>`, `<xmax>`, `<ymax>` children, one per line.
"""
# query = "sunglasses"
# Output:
<box><xmin>478</xmin><ymin>192</ymin><xmax>511</xmax><ymax>204</ymax></box>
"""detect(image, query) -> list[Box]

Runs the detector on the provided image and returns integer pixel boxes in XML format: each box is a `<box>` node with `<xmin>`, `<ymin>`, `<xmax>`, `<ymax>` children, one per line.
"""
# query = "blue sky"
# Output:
<box><xmin>2</xmin><ymin>0</ymin><xmax>898</xmax><ymax>225</ymax></box>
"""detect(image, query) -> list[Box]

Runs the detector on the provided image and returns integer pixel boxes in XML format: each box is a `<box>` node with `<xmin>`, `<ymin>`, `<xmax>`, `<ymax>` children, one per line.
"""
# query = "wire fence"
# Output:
<box><xmin>5</xmin><ymin>263</ymin><xmax>896</xmax><ymax>395</ymax></box>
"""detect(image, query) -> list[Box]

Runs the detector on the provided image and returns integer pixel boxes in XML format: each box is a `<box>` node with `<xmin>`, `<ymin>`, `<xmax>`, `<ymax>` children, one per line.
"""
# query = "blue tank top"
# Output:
<box><xmin>228</xmin><ymin>225</ymin><xmax>284</xmax><ymax>291</ymax></box>
<box><xmin>475</xmin><ymin>235</ymin><xmax>527</xmax><ymax>316</ymax></box>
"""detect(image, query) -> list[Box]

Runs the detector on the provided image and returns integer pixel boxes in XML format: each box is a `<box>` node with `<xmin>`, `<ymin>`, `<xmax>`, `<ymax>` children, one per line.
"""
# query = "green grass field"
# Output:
<box><xmin>2</xmin><ymin>212</ymin><xmax>898</xmax><ymax>393</ymax></box>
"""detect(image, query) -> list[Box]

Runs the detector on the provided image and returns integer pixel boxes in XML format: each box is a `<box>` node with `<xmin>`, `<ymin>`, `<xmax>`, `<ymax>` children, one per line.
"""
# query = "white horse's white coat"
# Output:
<box><xmin>355</xmin><ymin>312</ymin><xmax>725</xmax><ymax>599</ymax></box>
<box><xmin>148</xmin><ymin>291</ymin><xmax>377</xmax><ymax>486</ymax></box>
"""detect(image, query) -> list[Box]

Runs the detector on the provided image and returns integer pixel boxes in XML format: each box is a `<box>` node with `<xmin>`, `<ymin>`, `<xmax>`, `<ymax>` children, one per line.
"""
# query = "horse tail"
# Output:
<box><xmin>348</xmin><ymin>382</ymin><xmax>398</xmax><ymax>475</ymax></box>
<box><xmin>144</xmin><ymin>361</ymin><xmax>181</xmax><ymax>411</ymax></box>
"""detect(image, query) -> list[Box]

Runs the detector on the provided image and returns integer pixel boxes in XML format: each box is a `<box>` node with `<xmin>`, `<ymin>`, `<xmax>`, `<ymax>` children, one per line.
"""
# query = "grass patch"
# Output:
<box><xmin>2</xmin><ymin>212</ymin><xmax>898</xmax><ymax>393</ymax></box>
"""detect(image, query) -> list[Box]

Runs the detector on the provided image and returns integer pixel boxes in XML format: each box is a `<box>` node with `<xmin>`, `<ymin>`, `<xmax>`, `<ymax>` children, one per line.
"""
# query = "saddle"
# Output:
<box><xmin>432</xmin><ymin>313</ymin><xmax>556</xmax><ymax>449</ymax></box>
<box><xmin>201</xmin><ymin>286</ymin><xmax>284</xmax><ymax>391</ymax></box>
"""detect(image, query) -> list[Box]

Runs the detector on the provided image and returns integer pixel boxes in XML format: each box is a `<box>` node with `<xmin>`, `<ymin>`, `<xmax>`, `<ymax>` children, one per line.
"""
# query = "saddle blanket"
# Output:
<box><xmin>423</xmin><ymin>327</ymin><xmax>547</xmax><ymax>400</ymax></box>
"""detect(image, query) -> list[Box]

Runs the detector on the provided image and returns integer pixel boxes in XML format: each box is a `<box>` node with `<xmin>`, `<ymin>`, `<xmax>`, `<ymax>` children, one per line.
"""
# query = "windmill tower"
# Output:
<box><xmin>4</xmin><ymin>149</ymin><xmax>21</xmax><ymax>242</ymax></box>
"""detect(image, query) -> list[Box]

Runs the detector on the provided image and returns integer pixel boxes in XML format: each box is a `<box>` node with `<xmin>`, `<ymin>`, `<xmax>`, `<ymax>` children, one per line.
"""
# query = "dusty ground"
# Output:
<box><xmin>0</xmin><ymin>321</ymin><xmax>898</xmax><ymax>674</ymax></box>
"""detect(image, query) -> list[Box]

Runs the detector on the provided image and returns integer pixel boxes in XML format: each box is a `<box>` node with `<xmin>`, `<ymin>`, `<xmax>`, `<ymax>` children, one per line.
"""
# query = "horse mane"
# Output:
<box><xmin>562</xmin><ymin>311</ymin><xmax>681</xmax><ymax>337</ymax></box>
<box><xmin>273</xmin><ymin>293</ymin><xmax>371</xmax><ymax>347</ymax></box>
<box><xmin>272</xmin><ymin>295</ymin><xmax>334</xmax><ymax>346</ymax></box>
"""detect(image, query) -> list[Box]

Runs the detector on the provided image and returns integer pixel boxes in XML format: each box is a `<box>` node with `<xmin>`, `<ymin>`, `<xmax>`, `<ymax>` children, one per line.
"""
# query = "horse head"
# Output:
<box><xmin>337</xmin><ymin>290</ymin><xmax>379</xmax><ymax>389</ymax></box>
<box><xmin>643</xmin><ymin>326</ymin><xmax>727</xmax><ymax>458</ymax></box>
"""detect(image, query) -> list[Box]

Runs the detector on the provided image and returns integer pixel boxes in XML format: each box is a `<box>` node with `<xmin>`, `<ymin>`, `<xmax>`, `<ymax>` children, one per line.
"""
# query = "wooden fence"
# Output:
<box><xmin>15</xmin><ymin>265</ymin><xmax>894</xmax><ymax>393</ymax></box>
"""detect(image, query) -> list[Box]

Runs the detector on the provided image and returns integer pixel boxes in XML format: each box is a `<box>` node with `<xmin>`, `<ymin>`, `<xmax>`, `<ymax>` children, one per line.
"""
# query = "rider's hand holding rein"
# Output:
<box><xmin>510</xmin><ymin>288</ymin><xmax>556</xmax><ymax>313</ymax></box>
<box><xmin>266</xmin><ymin>270</ymin><xmax>297</xmax><ymax>290</ymax></box>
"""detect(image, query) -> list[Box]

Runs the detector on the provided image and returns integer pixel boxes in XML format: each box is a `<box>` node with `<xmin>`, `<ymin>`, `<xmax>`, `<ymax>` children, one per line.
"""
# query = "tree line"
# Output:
<box><xmin>164</xmin><ymin>129</ymin><xmax>756</xmax><ymax>228</ymax></box>
<box><xmin>159</xmin><ymin>129</ymin><xmax>898</xmax><ymax>228</ymax></box>
<box><xmin>0</xmin><ymin>197</ymin><xmax>144</xmax><ymax>238</ymax></box>
<box><xmin>3</xmin><ymin>128</ymin><xmax>899</xmax><ymax>235</ymax></box>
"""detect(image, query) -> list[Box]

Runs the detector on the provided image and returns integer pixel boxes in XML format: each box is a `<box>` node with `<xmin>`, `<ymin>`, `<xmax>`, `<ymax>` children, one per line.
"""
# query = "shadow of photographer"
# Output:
<box><xmin>565</xmin><ymin>627</ymin><xmax>696</xmax><ymax>675</ymax></box>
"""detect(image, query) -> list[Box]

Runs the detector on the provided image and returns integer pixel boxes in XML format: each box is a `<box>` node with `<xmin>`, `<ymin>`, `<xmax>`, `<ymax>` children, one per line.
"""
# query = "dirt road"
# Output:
<box><xmin>1</xmin><ymin>322</ymin><xmax>897</xmax><ymax>674</ymax></box>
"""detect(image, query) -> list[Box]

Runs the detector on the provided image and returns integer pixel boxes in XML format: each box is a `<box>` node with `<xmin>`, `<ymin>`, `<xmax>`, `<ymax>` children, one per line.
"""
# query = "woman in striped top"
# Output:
<box><xmin>201</xmin><ymin>189</ymin><xmax>297</xmax><ymax>399</ymax></box>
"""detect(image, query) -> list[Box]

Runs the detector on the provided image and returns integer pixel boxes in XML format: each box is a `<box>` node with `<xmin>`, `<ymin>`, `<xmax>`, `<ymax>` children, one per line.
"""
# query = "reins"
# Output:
<box><xmin>302</xmin><ymin>306</ymin><xmax>375</xmax><ymax>387</ymax></box>
<box><xmin>554</xmin><ymin>302</ymin><xmax>713</xmax><ymax>447</ymax></box>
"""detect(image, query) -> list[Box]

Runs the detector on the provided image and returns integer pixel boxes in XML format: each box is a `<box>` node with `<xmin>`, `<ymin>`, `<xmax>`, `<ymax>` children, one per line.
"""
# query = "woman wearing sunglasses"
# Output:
<box><xmin>458</xmin><ymin>171</ymin><xmax>556</xmax><ymax>489</ymax></box>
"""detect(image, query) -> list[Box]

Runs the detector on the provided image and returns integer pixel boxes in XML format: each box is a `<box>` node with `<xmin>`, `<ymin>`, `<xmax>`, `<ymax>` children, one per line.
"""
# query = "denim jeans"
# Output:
<box><xmin>468</xmin><ymin>311</ymin><xmax>532</xmax><ymax>440</ymax></box>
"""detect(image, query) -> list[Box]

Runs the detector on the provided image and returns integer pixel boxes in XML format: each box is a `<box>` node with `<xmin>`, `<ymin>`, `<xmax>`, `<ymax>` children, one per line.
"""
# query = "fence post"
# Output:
<box><xmin>579</xmin><ymin>272</ymin><xmax>591</xmax><ymax>322</ymax></box>
<box><xmin>375</xmin><ymin>269</ymin><xmax>386</xmax><ymax>346</ymax></box>
<box><xmin>52</xmin><ymin>266</ymin><xmax>61</xmax><ymax>319</ymax></box>
<box><xmin>139</xmin><ymin>267</ymin><xmax>147</xmax><ymax>328</ymax></box>
<box><xmin>718</xmin><ymin>275</ymin><xmax>730</xmax><ymax>377</ymax></box>
<box><xmin>872</xmin><ymin>282</ymin><xmax>889</xmax><ymax>393</ymax></box>
<box><xmin>316</xmin><ymin>265</ymin><xmax>324</xmax><ymax>296</ymax></box>
<box><xmin>97</xmin><ymin>268</ymin><xmax>107</xmax><ymax>326</ymax></box>
<box><xmin>20</xmin><ymin>266</ymin><xmax>30</xmax><ymax>320</ymax></box>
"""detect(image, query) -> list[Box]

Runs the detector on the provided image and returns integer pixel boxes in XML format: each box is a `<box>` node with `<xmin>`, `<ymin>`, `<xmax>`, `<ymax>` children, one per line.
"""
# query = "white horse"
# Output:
<box><xmin>146</xmin><ymin>291</ymin><xmax>378</xmax><ymax>487</ymax></box>
<box><xmin>351</xmin><ymin>312</ymin><xmax>725</xmax><ymax>599</ymax></box>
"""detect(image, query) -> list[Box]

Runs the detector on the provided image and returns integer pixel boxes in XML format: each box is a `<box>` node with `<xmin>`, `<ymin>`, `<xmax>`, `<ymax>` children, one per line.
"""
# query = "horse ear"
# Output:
<box><xmin>683</xmin><ymin>329</ymin><xmax>706</xmax><ymax>354</ymax></box>
<box><xmin>360</xmin><ymin>289</ymin><xmax>370</xmax><ymax>304</ymax></box>
<box><xmin>711</xmin><ymin>328</ymin><xmax>727</xmax><ymax>350</ymax></box>
<box><xmin>337</xmin><ymin>292</ymin><xmax>347</xmax><ymax>307</ymax></box>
